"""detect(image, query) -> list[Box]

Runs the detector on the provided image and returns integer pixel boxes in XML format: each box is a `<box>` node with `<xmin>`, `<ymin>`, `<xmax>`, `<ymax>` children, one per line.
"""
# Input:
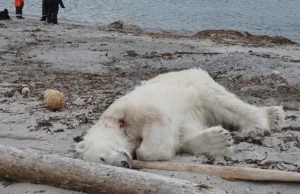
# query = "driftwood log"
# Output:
<box><xmin>132</xmin><ymin>160</ymin><xmax>300</xmax><ymax>182</ymax></box>
<box><xmin>0</xmin><ymin>145</ymin><xmax>225</xmax><ymax>194</ymax></box>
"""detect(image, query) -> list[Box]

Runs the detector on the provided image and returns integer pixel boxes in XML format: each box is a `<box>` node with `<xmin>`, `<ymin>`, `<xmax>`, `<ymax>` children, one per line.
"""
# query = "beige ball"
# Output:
<box><xmin>44</xmin><ymin>89</ymin><xmax>65</xmax><ymax>111</ymax></box>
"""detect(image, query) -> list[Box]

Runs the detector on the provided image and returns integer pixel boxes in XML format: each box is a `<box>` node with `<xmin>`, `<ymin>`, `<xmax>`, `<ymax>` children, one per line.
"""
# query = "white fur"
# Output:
<box><xmin>76</xmin><ymin>68</ymin><xmax>285</xmax><ymax>167</ymax></box>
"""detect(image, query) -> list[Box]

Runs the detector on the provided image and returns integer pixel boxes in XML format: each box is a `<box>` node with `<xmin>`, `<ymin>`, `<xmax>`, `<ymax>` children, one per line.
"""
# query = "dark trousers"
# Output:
<box><xmin>42</xmin><ymin>0</ymin><xmax>47</xmax><ymax>18</ymax></box>
<box><xmin>47</xmin><ymin>3</ymin><xmax>59</xmax><ymax>24</ymax></box>
<box><xmin>16</xmin><ymin>7</ymin><xmax>23</xmax><ymax>17</ymax></box>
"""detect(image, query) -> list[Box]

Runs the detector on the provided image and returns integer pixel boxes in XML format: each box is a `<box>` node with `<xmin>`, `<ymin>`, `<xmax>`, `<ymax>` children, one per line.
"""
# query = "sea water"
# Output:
<box><xmin>1</xmin><ymin>0</ymin><xmax>299</xmax><ymax>41</ymax></box>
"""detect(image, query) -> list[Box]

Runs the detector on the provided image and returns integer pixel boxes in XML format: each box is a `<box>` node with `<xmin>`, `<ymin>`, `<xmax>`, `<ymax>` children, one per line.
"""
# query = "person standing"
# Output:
<box><xmin>46</xmin><ymin>0</ymin><xmax>65</xmax><ymax>24</ymax></box>
<box><xmin>40</xmin><ymin>0</ymin><xmax>47</xmax><ymax>21</ymax></box>
<box><xmin>14</xmin><ymin>0</ymin><xmax>24</xmax><ymax>19</ymax></box>
<box><xmin>0</xmin><ymin>9</ymin><xmax>11</xmax><ymax>20</ymax></box>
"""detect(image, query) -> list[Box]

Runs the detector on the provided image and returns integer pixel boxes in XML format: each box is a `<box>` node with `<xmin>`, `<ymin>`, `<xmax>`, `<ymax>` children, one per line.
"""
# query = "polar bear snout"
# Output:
<box><xmin>83</xmin><ymin>147</ymin><xmax>132</xmax><ymax>168</ymax></box>
<box><xmin>120</xmin><ymin>160</ymin><xmax>131</xmax><ymax>168</ymax></box>
<box><xmin>114</xmin><ymin>151</ymin><xmax>132</xmax><ymax>168</ymax></box>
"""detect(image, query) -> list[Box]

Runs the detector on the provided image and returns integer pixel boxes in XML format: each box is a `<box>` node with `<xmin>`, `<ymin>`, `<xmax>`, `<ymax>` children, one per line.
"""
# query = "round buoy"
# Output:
<box><xmin>44</xmin><ymin>89</ymin><xmax>65</xmax><ymax>111</ymax></box>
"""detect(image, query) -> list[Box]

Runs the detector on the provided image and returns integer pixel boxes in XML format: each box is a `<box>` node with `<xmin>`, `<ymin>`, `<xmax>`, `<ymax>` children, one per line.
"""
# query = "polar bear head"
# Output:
<box><xmin>75</xmin><ymin>130</ymin><xmax>133</xmax><ymax>168</ymax></box>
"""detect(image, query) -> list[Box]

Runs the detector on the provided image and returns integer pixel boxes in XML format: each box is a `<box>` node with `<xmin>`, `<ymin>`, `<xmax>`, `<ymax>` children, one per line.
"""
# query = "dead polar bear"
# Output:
<box><xmin>76</xmin><ymin>68</ymin><xmax>285</xmax><ymax>168</ymax></box>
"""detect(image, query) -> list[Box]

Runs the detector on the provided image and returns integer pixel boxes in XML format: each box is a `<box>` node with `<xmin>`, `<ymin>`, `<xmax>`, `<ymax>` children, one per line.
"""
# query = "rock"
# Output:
<box><xmin>108</xmin><ymin>19</ymin><xmax>142</xmax><ymax>32</ymax></box>
<box><xmin>126</xmin><ymin>50</ymin><xmax>138</xmax><ymax>57</ymax></box>
<box><xmin>272</xmin><ymin>70</ymin><xmax>280</xmax><ymax>75</ymax></box>
<box><xmin>21</xmin><ymin>87</ymin><xmax>30</xmax><ymax>96</ymax></box>
<box><xmin>73</xmin><ymin>97</ymin><xmax>85</xmax><ymax>106</ymax></box>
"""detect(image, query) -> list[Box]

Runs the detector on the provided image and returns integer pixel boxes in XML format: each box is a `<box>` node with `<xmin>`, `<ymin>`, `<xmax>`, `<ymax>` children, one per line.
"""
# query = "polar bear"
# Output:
<box><xmin>76</xmin><ymin>68</ymin><xmax>285</xmax><ymax>168</ymax></box>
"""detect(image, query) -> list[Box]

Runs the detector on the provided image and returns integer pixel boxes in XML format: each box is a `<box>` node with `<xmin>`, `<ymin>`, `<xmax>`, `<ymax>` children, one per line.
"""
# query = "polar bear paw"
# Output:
<box><xmin>184</xmin><ymin>126</ymin><xmax>234</xmax><ymax>157</ymax></box>
<box><xmin>240</xmin><ymin>106</ymin><xmax>285</xmax><ymax>137</ymax></box>
<box><xmin>265</xmin><ymin>106</ymin><xmax>285</xmax><ymax>132</ymax></box>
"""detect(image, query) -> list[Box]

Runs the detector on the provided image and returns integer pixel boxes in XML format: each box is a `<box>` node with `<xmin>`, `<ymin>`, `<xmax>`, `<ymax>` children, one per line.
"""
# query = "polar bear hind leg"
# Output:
<box><xmin>199</xmin><ymin>82</ymin><xmax>285</xmax><ymax>137</ymax></box>
<box><xmin>263</xmin><ymin>106</ymin><xmax>285</xmax><ymax>132</ymax></box>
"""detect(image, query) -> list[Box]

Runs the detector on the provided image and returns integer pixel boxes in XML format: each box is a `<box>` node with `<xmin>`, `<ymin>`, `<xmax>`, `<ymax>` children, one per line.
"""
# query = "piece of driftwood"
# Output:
<box><xmin>132</xmin><ymin>160</ymin><xmax>300</xmax><ymax>182</ymax></box>
<box><xmin>0</xmin><ymin>145</ymin><xmax>225</xmax><ymax>194</ymax></box>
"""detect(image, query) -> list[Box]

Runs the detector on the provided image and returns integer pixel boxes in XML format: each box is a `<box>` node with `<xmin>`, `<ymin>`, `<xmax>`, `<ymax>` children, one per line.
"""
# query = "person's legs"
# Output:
<box><xmin>52</xmin><ymin>4</ymin><xmax>59</xmax><ymax>24</ymax></box>
<box><xmin>16</xmin><ymin>7</ymin><xmax>23</xmax><ymax>19</ymax></box>
<box><xmin>41</xmin><ymin>0</ymin><xmax>47</xmax><ymax>21</ymax></box>
<box><xmin>46</xmin><ymin>3</ymin><xmax>53</xmax><ymax>23</ymax></box>
<box><xmin>15</xmin><ymin>0</ymin><xmax>24</xmax><ymax>19</ymax></box>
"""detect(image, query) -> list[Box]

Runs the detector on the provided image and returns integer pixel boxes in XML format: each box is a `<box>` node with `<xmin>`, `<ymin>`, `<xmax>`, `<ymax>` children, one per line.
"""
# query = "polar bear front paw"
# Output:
<box><xmin>136</xmin><ymin>144</ymin><xmax>175</xmax><ymax>161</ymax></box>
<box><xmin>183</xmin><ymin>126</ymin><xmax>234</xmax><ymax>157</ymax></box>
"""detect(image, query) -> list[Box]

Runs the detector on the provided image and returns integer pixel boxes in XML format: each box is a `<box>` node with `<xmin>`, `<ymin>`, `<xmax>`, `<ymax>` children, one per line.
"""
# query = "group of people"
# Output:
<box><xmin>14</xmin><ymin>0</ymin><xmax>65</xmax><ymax>24</ymax></box>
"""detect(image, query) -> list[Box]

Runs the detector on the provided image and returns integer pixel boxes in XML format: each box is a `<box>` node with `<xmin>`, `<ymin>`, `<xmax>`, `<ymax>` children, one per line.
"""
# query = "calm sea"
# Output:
<box><xmin>1</xmin><ymin>0</ymin><xmax>299</xmax><ymax>41</ymax></box>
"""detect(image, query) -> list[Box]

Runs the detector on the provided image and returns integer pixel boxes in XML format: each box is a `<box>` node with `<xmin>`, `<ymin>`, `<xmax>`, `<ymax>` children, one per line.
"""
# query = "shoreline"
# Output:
<box><xmin>2</xmin><ymin>14</ymin><xmax>300</xmax><ymax>44</ymax></box>
<box><xmin>0</xmin><ymin>19</ymin><xmax>300</xmax><ymax>194</ymax></box>
<box><xmin>42</xmin><ymin>18</ymin><xmax>300</xmax><ymax>46</ymax></box>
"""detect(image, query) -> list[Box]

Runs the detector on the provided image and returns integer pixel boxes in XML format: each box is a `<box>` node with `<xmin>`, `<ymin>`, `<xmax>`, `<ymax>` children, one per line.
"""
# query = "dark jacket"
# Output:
<box><xmin>47</xmin><ymin>0</ymin><xmax>65</xmax><ymax>8</ymax></box>
<box><xmin>0</xmin><ymin>9</ymin><xmax>11</xmax><ymax>20</ymax></box>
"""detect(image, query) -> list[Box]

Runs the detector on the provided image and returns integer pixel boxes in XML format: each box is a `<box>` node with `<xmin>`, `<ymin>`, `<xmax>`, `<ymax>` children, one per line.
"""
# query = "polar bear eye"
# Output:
<box><xmin>100</xmin><ymin>157</ymin><xmax>106</xmax><ymax>162</ymax></box>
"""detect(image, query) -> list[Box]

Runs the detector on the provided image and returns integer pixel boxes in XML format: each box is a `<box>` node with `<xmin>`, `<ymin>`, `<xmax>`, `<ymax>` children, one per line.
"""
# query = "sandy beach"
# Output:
<box><xmin>0</xmin><ymin>19</ymin><xmax>300</xmax><ymax>194</ymax></box>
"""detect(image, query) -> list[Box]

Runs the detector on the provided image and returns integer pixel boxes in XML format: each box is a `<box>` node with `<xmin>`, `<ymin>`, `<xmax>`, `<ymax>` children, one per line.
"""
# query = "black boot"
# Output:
<box><xmin>46</xmin><ymin>16</ymin><xmax>52</xmax><ymax>23</ymax></box>
<box><xmin>40</xmin><ymin>16</ymin><xmax>47</xmax><ymax>21</ymax></box>
<box><xmin>52</xmin><ymin>14</ymin><xmax>58</xmax><ymax>24</ymax></box>
<box><xmin>16</xmin><ymin>7</ymin><xmax>24</xmax><ymax>19</ymax></box>
<box><xmin>52</xmin><ymin>18</ymin><xmax>58</xmax><ymax>24</ymax></box>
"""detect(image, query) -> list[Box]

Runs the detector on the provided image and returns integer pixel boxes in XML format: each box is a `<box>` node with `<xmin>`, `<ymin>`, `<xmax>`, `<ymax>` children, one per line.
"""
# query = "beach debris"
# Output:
<box><xmin>108</xmin><ymin>19</ymin><xmax>142</xmax><ymax>32</ymax></box>
<box><xmin>285</xmin><ymin>115</ymin><xmax>298</xmax><ymax>121</ymax></box>
<box><xmin>34</xmin><ymin>118</ymin><xmax>53</xmax><ymax>131</ymax></box>
<box><xmin>0</xmin><ymin>145</ymin><xmax>223</xmax><ymax>194</ymax></box>
<box><xmin>53</xmin><ymin>129</ymin><xmax>64</xmax><ymax>133</ymax></box>
<box><xmin>272</xmin><ymin>70</ymin><xmax>280</xmax><ymax>75</ymax></box>
<box><xmin>277</xmin><ymin>85</ymin><xmax>298</xmax><ymax>94</ymax></box>
<box><xmin>44</xmin><ymin>89</ymin><xmax>65</xmax><ymax>111</ymax></box>
<box><xmin>232</xmin><ymin>133</ymin><xmax>263</xmax><ymax>146</ymax></box>
<box><xmin>73</xmin><ymin>135</ymin><xmax>84</xmax><ymax>143</ymax></box>
<box><xmin>126</xmin><ymin>50</ymin><xmax>138</xmax><ymax>57</ymax></box>
<box><xmin>3</xmin><ymin>89</ymin><xmax>16</xmax><ymax>98</ymax></box>
<box><xmin>0</xmin><ymin>23</ymin><xmax>7</xmax><ymax>28</ymax></box>
<box><xmin>132</xmin><ymin>160</ymin><xmax>300</xmax><ymax>182</ymax></box>
<box><xmin>193</xmin><ymin>30</ymin><xmax>296</xmax><ymax>46</ymax></box>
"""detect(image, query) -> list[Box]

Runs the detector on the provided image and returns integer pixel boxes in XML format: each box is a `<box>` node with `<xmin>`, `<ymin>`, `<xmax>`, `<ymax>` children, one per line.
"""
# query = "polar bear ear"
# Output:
<box><xmin>75</xmin><ymin>141</ymin><xmax>86</xmax><ymax>153</ymax></box>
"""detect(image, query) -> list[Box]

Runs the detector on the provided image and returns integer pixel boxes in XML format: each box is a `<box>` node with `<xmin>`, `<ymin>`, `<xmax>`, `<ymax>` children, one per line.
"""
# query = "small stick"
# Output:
<box><xmin>131</xmin><ymin>160</ymin><xmax>300</xmax><ymax>182</ymax></box>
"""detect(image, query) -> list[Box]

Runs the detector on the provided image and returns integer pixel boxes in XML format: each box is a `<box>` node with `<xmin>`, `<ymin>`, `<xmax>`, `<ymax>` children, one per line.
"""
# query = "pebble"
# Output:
<box><xmin>272</xmin><ymin>70</ymin><xmax>280</xmax><ymax>75</ymax></box>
